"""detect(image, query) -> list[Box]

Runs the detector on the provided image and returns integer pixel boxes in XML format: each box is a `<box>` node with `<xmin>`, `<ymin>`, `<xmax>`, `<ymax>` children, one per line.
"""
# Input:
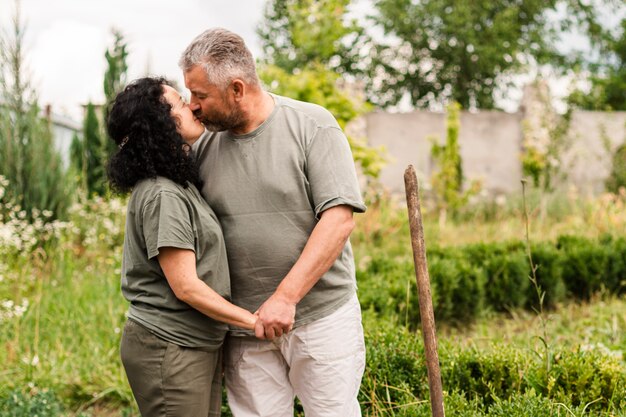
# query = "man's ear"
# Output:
<box><xmin>231</xmin><ymin>79</ymin><xmax>245</xmax><ymax>101</ymax></box>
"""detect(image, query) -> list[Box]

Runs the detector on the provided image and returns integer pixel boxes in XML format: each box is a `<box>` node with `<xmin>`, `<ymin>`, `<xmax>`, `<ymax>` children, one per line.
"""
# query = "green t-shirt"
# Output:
<box><xmin>121</xmin><ymin>177</ymin><xmax>230</xmax><ymax>349</ymax></box>
<box><xmin>193</xmin><ymin>94</ymin><xmax>366</xmax><ymax>335</ymax></box>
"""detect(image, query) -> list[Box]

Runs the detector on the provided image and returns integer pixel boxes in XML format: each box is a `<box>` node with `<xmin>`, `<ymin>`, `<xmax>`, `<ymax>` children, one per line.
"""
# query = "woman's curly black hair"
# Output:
<box><xmin>106</xmin><ymin>77</ymin><xmax>202</xmax><ymax>193</ymax></box>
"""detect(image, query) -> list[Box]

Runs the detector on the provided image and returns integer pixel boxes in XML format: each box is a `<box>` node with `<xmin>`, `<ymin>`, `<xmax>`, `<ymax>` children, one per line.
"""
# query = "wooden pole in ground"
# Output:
<box><xmin>404</xmin><ymin>165</ymin><xmax>445</xmax><ymax>417</ymax></box>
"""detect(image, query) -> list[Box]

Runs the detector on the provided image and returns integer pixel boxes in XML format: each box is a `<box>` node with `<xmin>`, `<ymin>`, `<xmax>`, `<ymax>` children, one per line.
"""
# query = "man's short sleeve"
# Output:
<box><xmin>142</xmin><ymin>191</ymin><xmax>195</xmax><ymax>259</ymax></box>
<box><xmin>306</xmin><ymin>126</ymin><xmax>367</xmax><ymax>219</ymax></box>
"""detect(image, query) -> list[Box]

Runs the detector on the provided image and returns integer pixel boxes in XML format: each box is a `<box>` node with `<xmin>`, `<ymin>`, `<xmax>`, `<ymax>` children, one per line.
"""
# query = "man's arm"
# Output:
<box><xmin>254</xmin><ymin>205</ymin><xmax>355</xmax><ymax>339</ymax></box>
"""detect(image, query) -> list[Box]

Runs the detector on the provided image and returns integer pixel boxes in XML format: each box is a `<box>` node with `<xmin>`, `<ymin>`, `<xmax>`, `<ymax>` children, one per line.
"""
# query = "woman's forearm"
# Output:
<box><xmin>158</xmin><ymin>247</ymin><xmax>257</xmax><ymax>330</ymax></box>
<box><xmin>177</xmin><ymin>278</ymin><xmax>256</xmax><ymax>330</ymax></box>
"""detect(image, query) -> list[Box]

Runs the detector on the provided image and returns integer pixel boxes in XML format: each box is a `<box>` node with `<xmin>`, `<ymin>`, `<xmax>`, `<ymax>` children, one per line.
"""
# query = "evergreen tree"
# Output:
<box><xmin>0</xmin><ymin>0</ymin><xmax>70</xmax><ymax>219</ymax></box>
<box><xmin>82</xmin><ymin>102</ymin><xmax>106</xmax><ymax>197</ymax></box>
<box><xmin>70</xmin><ymin>29</ymin><xmax>129</xmax><ymax>197</ymax></box>
<box><xmin>69</xmin><ymin>131</ymin><xmax>85</xmax><ymax>187</ymax></box>
<box><xmin>102</xmin><ymin>29</ymin><xmax>128</xmax><ymax>156</ymax></box>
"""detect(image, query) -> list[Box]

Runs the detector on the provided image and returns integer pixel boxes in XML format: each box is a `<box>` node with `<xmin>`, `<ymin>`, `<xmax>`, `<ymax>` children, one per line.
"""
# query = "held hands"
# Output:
<box><xmin>254</xmin><ymin>294</ymin><xmax>296</xmax><ymax>340</ymax></box>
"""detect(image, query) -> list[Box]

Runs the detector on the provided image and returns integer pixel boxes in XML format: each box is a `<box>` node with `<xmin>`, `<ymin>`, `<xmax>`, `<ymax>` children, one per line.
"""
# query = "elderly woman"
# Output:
<box><xmin>106</xmin><ymin>77</ymin><xmax>256</xmax><ymax>417</ymax></box>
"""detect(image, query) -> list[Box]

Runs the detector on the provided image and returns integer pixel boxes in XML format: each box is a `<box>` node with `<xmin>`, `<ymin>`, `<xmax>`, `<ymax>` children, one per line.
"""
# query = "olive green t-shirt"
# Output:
<box><xmin>121</xmin><ymin>177</ymin><xmax>230</xmax><ymax>349</ymax></box>
<box><xmin>193</xmin><ymin>94</ymin><xmax>366</xmax><ymax>336</ymax></box>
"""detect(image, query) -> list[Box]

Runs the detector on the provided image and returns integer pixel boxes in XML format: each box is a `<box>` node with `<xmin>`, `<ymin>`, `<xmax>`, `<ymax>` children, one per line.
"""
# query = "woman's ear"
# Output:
<box><xmin>172</xmin><ymin>114</ymin><xmax>182</xmax><ymax>130</ymax></box>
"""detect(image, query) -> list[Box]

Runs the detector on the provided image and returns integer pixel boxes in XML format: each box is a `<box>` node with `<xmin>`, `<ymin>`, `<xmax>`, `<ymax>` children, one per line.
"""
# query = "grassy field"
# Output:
<box><xmin>1</xmin><ymin>190</ymin><xmax>625</xmax><ymax>415</ymax></box>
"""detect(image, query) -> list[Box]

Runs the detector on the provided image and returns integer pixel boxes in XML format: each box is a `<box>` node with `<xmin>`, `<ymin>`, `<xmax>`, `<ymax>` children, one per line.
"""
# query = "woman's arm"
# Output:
<box><xmin>157</xmin><ymin>247</ymin><xmax>257</xmax><ymax>330</ymax></box>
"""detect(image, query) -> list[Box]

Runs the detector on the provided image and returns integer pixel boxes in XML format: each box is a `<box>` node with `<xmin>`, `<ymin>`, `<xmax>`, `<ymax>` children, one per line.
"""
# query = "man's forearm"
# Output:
<box><xmin>275</xmin><ymin>205</ymin><xmax>355</xmax><ymax>304</ymax></box>
<box><xmin>255</xmin><ymin>205</ymin><xmax>356</xmax><ymax>339</ymax></box>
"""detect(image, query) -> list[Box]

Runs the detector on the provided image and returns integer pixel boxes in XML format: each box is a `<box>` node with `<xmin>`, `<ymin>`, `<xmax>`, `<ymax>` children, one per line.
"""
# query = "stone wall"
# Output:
<box><xmin>364</xmin><ymin>109</ymin><xmax>626</xmax><ymax>196</ymax></box>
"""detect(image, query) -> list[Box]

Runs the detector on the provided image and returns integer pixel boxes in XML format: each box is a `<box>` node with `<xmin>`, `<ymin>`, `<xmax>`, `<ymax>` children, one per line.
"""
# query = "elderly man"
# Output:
<box><xmin>180</xmin><ymin>28</ymin><xmax>367</xmax><ymax>417</ymax></box>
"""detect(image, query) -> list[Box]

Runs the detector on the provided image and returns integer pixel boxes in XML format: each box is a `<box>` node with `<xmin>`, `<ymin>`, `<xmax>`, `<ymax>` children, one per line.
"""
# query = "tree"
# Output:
<box><xmin>81</xmin><ymin>102</ymin><xmax>106</xmax><ymax>196</ymax></box>
<box><xmin>258</xmin><ymin>0</ymin><xmax>365</xmax><ymax>75</ymax></box>
<box><xmin>568</xmin><ymin>17</ymin><xmax>626</xmax><ymax>111</ymax></box>
<box><xmin>258</xmin><ymin>0</ymin><xmax>386</xmax><ymax>179</ymax></box>
<box><xmin>0</xmin><ymin>0</ymin><xmax>70</xmax><ymax>219</ymax></box>
<box><xmin>365</xmin><ymin>0</ymin><xmax>611</xmax><ymax>110</ymax></box>
<box><xmin>71</xmin><ymin>29</ymin><xmax>129</xmax><ymax>196</ymax></box>
<box><xmin>429</xmin><ymin>102</ymin><xmax>480</xmax><ymax>225</ymax></box>
<box><xmin>103</xmin><ymin>28</ymin><xmax>128</xmax><ymax>156</ymax></box>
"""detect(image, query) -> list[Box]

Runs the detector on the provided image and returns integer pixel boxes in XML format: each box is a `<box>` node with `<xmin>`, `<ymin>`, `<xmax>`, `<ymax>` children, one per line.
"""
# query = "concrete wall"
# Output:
<box><xmin>365</xmin><ymin>109</ymin><xmax>626</xmax><ymax>196</ymax></box>
<box><xmin>561</xmin><ymin>110</ymin><xmax>626</xmax><ymax>194</ymax></box>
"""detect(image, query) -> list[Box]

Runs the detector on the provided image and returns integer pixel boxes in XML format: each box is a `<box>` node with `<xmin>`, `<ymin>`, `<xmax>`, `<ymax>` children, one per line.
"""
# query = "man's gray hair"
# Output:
<box><xmin>179</xmin><ymin>28</ymin><xmax>260</xmax><ymax>89</ymax></box>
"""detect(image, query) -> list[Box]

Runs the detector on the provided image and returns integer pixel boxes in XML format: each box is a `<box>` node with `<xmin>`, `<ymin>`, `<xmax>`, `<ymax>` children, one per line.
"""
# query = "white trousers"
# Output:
<box><xmin>224</xmin><ymin>294</ymin><xmax>365</xmax><ymax>417</ymax></box>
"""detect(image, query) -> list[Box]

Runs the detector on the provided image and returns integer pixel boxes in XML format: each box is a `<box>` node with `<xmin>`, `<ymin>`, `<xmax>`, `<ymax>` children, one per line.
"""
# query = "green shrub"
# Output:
<box><xmin>526</xmin><ymin>243</ymin><xmax>567</xmax><ymax>309</ymax></box>
<box><xmin>557</xmin><ymin>235</ymin><xmax>610</xmax><ymax>299</ymax></box>
<box><xmin>463</xmin><ymin>242</ymin><xmax>530</xmax><ymax>312</ymax></box>
<box><xmin>605</xmin><ymin>144</ymin><xmax>626</xmax><ymax>194</ymax></box>
<box><xmin>360</xmin><ymin>314</ymin><xmax>430</xmax><ymax>413</ymax></box>
<box><xmin>601</xmin><ymin>234</ymin><xmax>626</xmax><ymax>294</ymax></box>
<box><xmin>535</xmin><ymin>349</ymin><xmax>626</xmax><ymax>411</ymax></box>
<box><xmin>357</xmin><ymin>255</ymin><xmax>416</xmax><ymax>326</ymax></box>
<box><xmin>429</xmin><ymin>249</ymin><xmax>487</xmax><ymax>322</ymax></box>
<box><xmin>445</xmin><ymin>346</ymin><xmax>528</xmax><ymax>404</ymax></box>
<box><xmin>362</xmin><ymin>321</ymin><xmax>626</xmax><ymax>416</ymax></box>
<box><xmin>358</xmin><ymin>235</ymin><xmax>626</xmax><ymax>325</ymax></box>
<box><xmin>0</xmin><ymin>389</ymin><xmax>63</xmax><ymax>417</ymax></box>
<box><xmin>485</xmin><ymin>390</ymin><xmax>581</xmax><ymax>417</ymax></box>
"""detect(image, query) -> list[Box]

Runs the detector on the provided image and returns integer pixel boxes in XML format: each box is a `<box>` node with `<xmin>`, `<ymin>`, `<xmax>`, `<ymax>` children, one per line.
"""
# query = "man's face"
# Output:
<box><xmin>184</xmin><ymin>65</ymin><xmax>245</xmax><ymax>132</ymax></box>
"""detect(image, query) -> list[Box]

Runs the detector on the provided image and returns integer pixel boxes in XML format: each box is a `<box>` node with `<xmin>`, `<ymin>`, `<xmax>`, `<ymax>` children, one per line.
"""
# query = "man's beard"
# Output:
<box><xmin>195</xmin><ymin>106</ymin><xmax>246</xmax><ymax>133</ymax></box>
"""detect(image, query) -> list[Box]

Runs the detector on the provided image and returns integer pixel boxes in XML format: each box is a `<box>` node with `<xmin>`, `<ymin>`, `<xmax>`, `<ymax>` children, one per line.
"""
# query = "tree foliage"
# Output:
<box><xmin>605</xmin><ymin>144</ymin><xmax>626</xmax><ymax>193</ymax></box>
<box><xmin>0</xmin><ymin>0</ymin><xmax>70</xmax><ymax>219</ymax></box>
<box><xmin>365</xmin><ymin>0</ymin><xmax>611</xmax><ymax>110</ymax></box>
<box><xmin>258</xmin><ymin>0</ymin><xmax>364</xmax><ymax>74</ymax></box>
<box><xmin>520</xmin><ymin>81</ymin><xmax>571</xmax><ymax>193</ymax></box>
<box><xmin>71</xmin><ymin>29</ymin><xmax>129</xmax><ymax>196</ymax></box>
<box><xmin>258</xmin><ymin>0</ymin><xmax>386</xmax><ymax>179</ymax></box>
<box><xmin>429</xmin><ymin>102</ymin><xmax>480</xmax><ymax>223</ymax></box>
<box><xmin>103</xmin><ymin>28</ymin><xmax>128</xmax><ymax>156</ymax></box>
<box><xmin>568</xmin><ymin>17</ymin><xmax>626</xmax><ymax>111</ymax></box>
<box><xmin>82</xmin><ymin>102</ymin><xmax>106</xmax><ymax>196</ymax></box>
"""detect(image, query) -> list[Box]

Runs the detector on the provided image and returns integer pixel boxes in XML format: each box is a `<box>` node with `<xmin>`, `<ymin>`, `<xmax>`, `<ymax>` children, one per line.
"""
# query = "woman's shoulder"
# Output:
<box><xmin>131</xmin><ymin>177</ymin><xmax>189</xmax><ymax>205</ymax></box>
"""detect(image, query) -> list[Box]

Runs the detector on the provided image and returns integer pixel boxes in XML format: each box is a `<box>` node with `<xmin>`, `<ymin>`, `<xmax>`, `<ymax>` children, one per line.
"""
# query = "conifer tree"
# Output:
<box><xmin>81</xmin><ymin>102</ymin><xmax>106</xmax><ymax>196</ymax></box>
<box><xmin>0</xmin><ymin>0</ymin><xmax>69</xmax><ymax>219</ymax></box>
<box><xmin>102</xmin><ymin>29</ymin><xmax>128</xmax><ymax>156</ymax></box>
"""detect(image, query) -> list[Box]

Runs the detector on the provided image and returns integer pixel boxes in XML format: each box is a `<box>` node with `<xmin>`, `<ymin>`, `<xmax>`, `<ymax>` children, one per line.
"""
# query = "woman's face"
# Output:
<box><xmin>163</xmin><ymin>85</ymin><xmax>205</xmax><ymax>144</ymax></box>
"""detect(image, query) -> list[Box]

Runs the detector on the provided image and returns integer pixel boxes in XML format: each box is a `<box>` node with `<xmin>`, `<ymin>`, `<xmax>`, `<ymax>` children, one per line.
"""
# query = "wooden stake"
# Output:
<box><xmin>404</xmin><ymin>165</ymin><xmax>445</xmax><ymax>417</ymax></box>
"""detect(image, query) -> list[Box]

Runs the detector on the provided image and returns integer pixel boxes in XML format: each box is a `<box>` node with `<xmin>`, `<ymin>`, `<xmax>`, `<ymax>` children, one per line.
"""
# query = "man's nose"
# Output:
<box><xmin>189</xmin><ymin>98</ymin><xmax>200</xmax><ymax>111</ymax></box>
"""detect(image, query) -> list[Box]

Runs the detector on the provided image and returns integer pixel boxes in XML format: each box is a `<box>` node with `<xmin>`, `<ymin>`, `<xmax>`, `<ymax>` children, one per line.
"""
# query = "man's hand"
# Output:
<box><xmin>253</xmin><ymin>205</ymin><xmax>355</xmax><ymax>340</ymax></box>
<box><xmin>254</xmin><ymin>294</ymin><xmax>296</xmax><ymax>340</ymax></box>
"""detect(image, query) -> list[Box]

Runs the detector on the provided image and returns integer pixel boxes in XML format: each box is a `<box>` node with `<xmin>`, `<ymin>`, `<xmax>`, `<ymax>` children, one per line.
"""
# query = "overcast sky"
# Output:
<box><xmin>0</xmin><ymin>0</ymin><xmax>270</xmax><ymax>119</ymax></box>
<box><xmin>1</xmin><ymin>0</ymin><xmax>623</xmax><ymax>119</ymax></box>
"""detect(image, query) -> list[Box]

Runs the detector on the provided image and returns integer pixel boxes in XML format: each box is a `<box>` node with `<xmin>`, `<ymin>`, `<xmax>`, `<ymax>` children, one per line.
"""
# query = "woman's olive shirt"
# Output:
<box><xmin>121</xmin><ymin>177</ymin><xmax>230</xmax><ymax>350</ymax></box>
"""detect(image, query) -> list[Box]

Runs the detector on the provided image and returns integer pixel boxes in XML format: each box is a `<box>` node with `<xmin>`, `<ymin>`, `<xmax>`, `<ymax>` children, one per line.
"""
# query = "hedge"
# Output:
<box><xmin>358</xmin><ymin>234</ymin><xmax>626</xmax><ymax>326</ymax></box>
<box><xmin>361</xmin><ymin>316</ymin><xmax>626</xmax><ymax>416</ymax></box>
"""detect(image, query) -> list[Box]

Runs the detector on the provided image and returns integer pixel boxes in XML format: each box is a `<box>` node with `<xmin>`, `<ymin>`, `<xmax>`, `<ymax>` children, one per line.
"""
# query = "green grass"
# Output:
<box><xmin>445</xmin><ymin>295</ymin><xmax>626</xmax><ymax>354</ymax></box>
<box><xmin>0</xmin><ymin>247</ymin><xmax>133</xmax><ymax>415</ymax></box>
<box><xmin>1</xmin><ymin>190</ymin><xmax>626</xmax><ymax>415</ymax></box>
<box><xmin>2</xmin><ymin>246</ymin><xmax>624</xmax><ymax>415</ymax></box>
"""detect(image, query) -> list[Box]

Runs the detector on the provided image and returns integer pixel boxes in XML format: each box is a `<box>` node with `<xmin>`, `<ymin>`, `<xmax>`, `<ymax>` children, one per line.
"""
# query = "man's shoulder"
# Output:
<box><xmin>274</xmin><ymin>94</ymin><xmax>339</xmax><ymax>129</ymax></box>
